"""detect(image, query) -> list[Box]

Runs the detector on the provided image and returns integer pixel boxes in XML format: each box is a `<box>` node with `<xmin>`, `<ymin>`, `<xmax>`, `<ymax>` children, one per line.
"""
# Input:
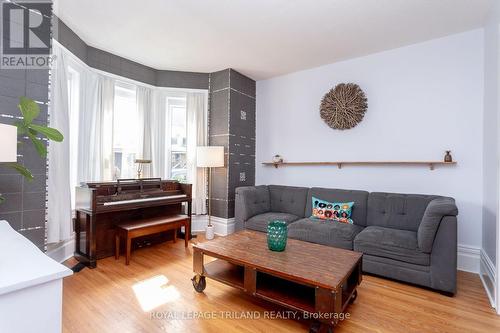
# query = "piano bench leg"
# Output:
<box><xmin>115</xmin><ymin>232</ymin><xmax>120</xmax><ymax>260</ymax></box>
<box><xmin>173</xmin><ymin>229</ymin><xmax>177</xmax><ymax>243</ymax></box>
<box><xmin>184</xmin><ymin>222</ymin><xmax>188</xmax><ymax>248</ymax></box>
<box><xmin>126</xmin><ymin>235</ymin><xmax>132</xmax><ymax>265</ymax></box>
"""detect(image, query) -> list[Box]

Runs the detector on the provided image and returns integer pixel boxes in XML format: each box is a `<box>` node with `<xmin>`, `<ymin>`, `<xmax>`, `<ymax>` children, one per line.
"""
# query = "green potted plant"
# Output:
<box><xmin>0</xmin><ymin>97</ymin><xmax>63</xmax><ymax>202</ymax></box>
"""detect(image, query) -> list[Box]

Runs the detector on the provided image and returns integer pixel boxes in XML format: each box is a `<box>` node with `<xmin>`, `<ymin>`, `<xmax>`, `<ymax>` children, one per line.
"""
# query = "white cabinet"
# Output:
<box><xmin>0</xmin><ymin>221</ymin><xmax>73</xmax><ymax>333</ymax></box>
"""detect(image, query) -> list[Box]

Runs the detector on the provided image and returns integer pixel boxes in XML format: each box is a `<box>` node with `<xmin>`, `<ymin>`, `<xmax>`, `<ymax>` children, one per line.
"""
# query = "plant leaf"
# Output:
<box><xmin>15</xmin><ymin>120</ymin><xmax>28</xmax><ymax>135</ymax></box>
<box><xmin>6</xmin><ymin>162</ymin><xmax>34</xmax><ymax>181</ymax></box>
<box><xmin>28</xmin><ymin>133</ymin><xmax>47</xmax><ymax>157</ymax></box>
<box><xmin>18</xmin><ymin>96</ymin><xmax>40</xmax><ymax>125</ymax></box>
<box><xmin>30</xmin><ymin>124</ymin><xmax>64</xmax><ymax>142</ymax></box>
<box><xmin>0</xmin><ymin>195</ymin><xmax>4</xmax><ymax>204</ymax></box>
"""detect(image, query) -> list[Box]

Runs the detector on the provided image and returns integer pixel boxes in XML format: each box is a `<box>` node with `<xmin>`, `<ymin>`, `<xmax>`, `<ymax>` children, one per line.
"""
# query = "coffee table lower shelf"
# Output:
<box><xmin>192</xmin><ymin>250</ymin><xmax>362</xmax><ymax>332</ymax></box>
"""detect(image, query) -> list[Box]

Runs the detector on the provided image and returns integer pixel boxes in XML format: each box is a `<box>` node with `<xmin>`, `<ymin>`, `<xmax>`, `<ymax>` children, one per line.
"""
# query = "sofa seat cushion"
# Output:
<box><xmin>245</xmin><ymin>212</ymin><xmax>300</xmax><ymax>233</ymax></box>
<box><xmin>354</xmin><ymin>226</ymin><xmax>430</xmax><ymax>266</ymax></box>
<box><xmin>287</xmin><ymin>218</ymin><xmax>364</xmax><ymax>250</ymax></box>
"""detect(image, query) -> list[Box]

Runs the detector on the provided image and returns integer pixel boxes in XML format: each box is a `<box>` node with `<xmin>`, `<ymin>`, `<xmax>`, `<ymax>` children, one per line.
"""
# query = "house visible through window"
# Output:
<box><xmin>167</xmin><ymin>95</ymin><xmax>187</xmax><ymax>182</ymax></box>
<box><xmin>113</xmin><ymin>81</ymin><xmax>139</xmax><ymax>179</ymax></box>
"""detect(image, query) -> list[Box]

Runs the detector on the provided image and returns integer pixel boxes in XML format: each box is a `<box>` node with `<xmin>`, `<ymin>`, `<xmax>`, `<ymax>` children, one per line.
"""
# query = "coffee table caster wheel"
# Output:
<box><xmin>309</xmin><ymin>322</ymin><xmax>332</xmax><ymax>333</ymax></box>
<box><xmin>192</xmin><ymin>274</ymin><xmax>206</xmax><ymax>292</ymax></box>
<box><xmin>350</xmin><ymin>290</ymin><xmax>358</xmax><ymax>303</ymax></box>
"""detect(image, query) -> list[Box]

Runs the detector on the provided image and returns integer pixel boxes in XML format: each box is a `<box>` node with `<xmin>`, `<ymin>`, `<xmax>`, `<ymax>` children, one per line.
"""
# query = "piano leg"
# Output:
<box><xmin>74</xmin><ymin>211</ymin><xmax>81</xmax><ymax>254</ymax></box>
<box><xmin>90</xmin><ymin>215</ymin><xmax>98</xmax><ymax>268</ymax></box>
<box><xmin>74</xmin><ymin>212</ymin><xmax>97</xmax><ymax>269</ymax></box>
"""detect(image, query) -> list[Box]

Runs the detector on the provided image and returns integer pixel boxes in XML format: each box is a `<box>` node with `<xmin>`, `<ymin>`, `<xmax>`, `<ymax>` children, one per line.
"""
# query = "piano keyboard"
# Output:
<box><xmin>103</xmin><ymin>194</ymin><xmax>188</xmax><ymax>206</ymax></box>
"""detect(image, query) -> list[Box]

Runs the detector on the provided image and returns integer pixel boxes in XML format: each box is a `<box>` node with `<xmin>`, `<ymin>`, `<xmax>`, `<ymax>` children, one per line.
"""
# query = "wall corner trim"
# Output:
<box><xmin>480</xmin><ymin>249</ymin><xmax>497</xmax><ymax>309</ymax></box>
<box><xmin>46</xmin><ymin>237</ymin><xmax>75</xmax><ymax>263</ymax></box>
<box><xmin>458</xmin><ymin>244</ymin><xmax>480</xmax><ymax>273</ymax></box>
<box><xmin>192</xmin><ymin>215</ymin><xmax>236</xmax><ymax>236</ymax></box>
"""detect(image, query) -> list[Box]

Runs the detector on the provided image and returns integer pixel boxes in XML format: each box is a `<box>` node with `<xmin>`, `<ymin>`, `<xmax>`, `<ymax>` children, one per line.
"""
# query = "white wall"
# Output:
<box><xmin>482</xmin><ymin>0</ymin><xmax>500</xmax><ymax>311</ymax></box>
<box><xmin>256</xmin><ymin>30</ymin><xmax>484</xmax><ymax>250</ymax></box>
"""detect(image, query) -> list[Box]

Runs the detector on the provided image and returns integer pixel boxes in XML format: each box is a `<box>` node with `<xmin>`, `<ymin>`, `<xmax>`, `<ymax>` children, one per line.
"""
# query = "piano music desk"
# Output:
<box><xmin>115</xmin><ymin>215</ymin><xmax>189</xmax><ymax>265</ymax></box>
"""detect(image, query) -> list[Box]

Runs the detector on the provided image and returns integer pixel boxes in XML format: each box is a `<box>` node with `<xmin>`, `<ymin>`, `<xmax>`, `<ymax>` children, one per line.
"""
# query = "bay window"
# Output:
<box><xmin>49</xmin><ymin>43</ymin><xmax>208</xmax><ymax>244</ymax></box>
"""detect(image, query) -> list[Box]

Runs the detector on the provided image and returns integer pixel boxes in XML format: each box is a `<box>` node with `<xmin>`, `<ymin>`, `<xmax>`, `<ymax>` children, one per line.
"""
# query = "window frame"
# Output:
<box><xmin>112</xmin><ymin>81</ymin><xmax>139</xmax><ymax>180</ymax></box>
<box><xmin>67</xmin><ymin>65</ymin><xmax>80</xmax><ymax>209</ymax></box>
<box><xmin>166</xmin><ymin>94</ymin><xmax>188</xmax><ymax>182</ymax></box>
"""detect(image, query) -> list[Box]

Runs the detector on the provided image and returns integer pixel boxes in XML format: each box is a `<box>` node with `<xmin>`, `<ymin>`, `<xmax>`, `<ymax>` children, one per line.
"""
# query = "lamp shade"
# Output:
<box><xmin>0</xmin><ymin>124</ymin><xmax>17</xmax><ymax>162</ymax></box>
<box><xmin>196</xmin><ymin>146</ymin><xmax>224</xmax><ymax>167</ymax></box>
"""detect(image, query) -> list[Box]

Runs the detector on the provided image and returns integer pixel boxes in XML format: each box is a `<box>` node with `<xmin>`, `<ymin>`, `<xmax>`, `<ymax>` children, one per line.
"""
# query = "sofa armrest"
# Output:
<box><xmin>234</xmin><ymin>186</ymin><xmax>271</xmax><ymax>231</ymax></box>
<box><xmin>430</xmin><ymin>216</ymin><xmax>457</xmax><ymax>294</ymax></box>
<box><xmin>418</xmin><ymin>197</ymin><xmax>458</xmax><ymax>253</ymax></box>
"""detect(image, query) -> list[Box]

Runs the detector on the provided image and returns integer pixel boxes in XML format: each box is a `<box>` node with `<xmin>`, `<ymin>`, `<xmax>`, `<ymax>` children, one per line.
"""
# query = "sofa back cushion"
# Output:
<box><xmin>305</xmin><ymin>188</ymin><xmax>369</xmax><ymax>226</ymax></box>
<box><xmin>367</xmin><ymin>192</ymin><xmax>439</xmax><ymax>231</ymax></box>
<box><xmin>269</xmin><ymin>185</ymin><xmax>309</xmax><ymax>217</ymax></box>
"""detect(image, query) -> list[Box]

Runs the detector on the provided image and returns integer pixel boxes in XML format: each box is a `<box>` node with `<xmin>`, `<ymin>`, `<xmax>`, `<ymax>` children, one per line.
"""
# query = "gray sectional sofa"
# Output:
<box><xmin>235</xmin><ymin>185</ymin><xmax>459</xmax><ymax>294</ymax></box>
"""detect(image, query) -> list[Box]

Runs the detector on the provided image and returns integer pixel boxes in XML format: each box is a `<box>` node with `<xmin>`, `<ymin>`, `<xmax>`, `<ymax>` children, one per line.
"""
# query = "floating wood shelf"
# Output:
<box><xmin>262</xmin><ymin>161</ymin><xmax>457</xmax><ymax>170</ymax></box>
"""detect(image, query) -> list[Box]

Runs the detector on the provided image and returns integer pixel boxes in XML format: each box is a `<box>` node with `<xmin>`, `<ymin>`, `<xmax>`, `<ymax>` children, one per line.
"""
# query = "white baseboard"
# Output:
<box><xmin>46</xmin><ymin>238</ymin><xmax>75</xmax><ymax>263</ymax></box>
<box><xmin>458</xmin><ymin>245</ymin><xmax>480</xmax><ymax>273</ymax></box>
<box><xmin>211</xmin><ymin>216</ymin><xmax>236</xmax><ymax>236</ymax></box>
<box><xmin>192</xmin><ymin>215</ymin><xmax>236</xmax><ymax>236</ymax></box>
<box><xmin>457</xmin><ymin>245</ymin><xmax>496</xmax><ymax>309</ymax></box>
<box><xmin>191</xmin><ymin>215</ymin><xmax>208</xmax><ymax>233</ymax></box>
<box><xmin>479</xmin><ymin>249</ymin><xmax>497</xmax><ymax>309</ymax></box>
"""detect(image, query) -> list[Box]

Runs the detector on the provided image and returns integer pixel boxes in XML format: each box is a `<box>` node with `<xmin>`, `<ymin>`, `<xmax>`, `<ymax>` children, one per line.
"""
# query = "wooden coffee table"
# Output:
<box><xmin>191</xmin><ymin>230</ymin><xmax>363</xmax><ymax>332</ymax></box>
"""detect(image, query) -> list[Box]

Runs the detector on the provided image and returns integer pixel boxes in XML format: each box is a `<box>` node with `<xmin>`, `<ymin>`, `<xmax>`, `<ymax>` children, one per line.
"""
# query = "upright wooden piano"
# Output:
<box><xmin>74</xmin><ymin>178</ymin><xmax>192</xmax><ymax>268</ymax></box>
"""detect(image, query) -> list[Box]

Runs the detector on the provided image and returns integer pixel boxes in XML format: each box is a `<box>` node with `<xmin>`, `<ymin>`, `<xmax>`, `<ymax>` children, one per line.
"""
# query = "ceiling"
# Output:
<box><xmin>54</xmin><ymin>0</ymin><xmax>492</xmax><ymax>81</ymax></box>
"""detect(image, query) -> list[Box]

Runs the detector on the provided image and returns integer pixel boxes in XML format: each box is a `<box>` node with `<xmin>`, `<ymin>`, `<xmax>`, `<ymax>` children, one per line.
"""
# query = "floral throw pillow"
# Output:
<box><xmin>311</xmin><ymin>197</ymin><xmax>354</xmax><ymax>224</ymax></box>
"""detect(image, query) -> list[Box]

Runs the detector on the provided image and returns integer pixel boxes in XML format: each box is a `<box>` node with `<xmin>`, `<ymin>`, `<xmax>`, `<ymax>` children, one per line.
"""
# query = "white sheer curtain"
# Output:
<box><xmin>48</xmin><ymin>44</ymin><xmax>116</xmax><ymax>243</ymax></box>
<box><xmin>137</xmin><ymin>86</ymin><xmax>153</xmax><ymax>177</ymax></box>
<box><xmin>47</xmin><ymin>43</ymin><xmax>72</xmax><ymax>243</ymax></box>
<box><xmin>99</xmin><ymin>76</ymin><xmax>115</xmax><ymax>180</ymax></box>
<box><xmin>148</xmin><ymin>90</ymin><xmax>168</xmax><ymax>178</ymax></box>
<box><xmin>76</xmin><ymin>67</ymin><xmax>99</xmax><ymax>182</ymax></box>
<box><xmin>77</xmin><ymin>74</ymin><xmax>114</xmax><ymax>182</ymax></box>
<box><xmin>186</xmin><ymin>92</ymin><xmax>208</xmax><ymax>215</ymax></box>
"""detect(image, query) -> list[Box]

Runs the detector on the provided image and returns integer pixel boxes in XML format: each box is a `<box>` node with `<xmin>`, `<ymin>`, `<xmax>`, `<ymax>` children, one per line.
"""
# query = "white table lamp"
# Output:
<box><xmin>196</xmin><ymin>146</ymin><xmax>224</xmax><ymax>240</ymax></box>
<box><xmin>0</xmin><ymin>124</ymin><xmax>17</xmax><ymax>162</ymax></box>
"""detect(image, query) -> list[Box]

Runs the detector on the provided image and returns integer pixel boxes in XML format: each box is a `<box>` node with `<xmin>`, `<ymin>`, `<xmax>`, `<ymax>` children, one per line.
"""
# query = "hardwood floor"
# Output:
<box><xmin>63</xmin><ymin>236</ymin><xmax>500</xmax><ymax>333</ymax></box>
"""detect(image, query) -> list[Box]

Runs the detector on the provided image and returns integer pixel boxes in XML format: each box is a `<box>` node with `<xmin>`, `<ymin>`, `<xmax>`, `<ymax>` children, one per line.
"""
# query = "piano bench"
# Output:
<box><xmin>115</xmin><ymin>214</ymin><xmax>190</xmax><ymax>265</ymax></box>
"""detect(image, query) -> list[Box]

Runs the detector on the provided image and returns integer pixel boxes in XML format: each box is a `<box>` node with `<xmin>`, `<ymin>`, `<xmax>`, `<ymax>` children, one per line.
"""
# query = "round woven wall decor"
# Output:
<box><xmin>319</xmin><ymin>83</ymin><xmax>368</xmax><ymax>130</ymax></box>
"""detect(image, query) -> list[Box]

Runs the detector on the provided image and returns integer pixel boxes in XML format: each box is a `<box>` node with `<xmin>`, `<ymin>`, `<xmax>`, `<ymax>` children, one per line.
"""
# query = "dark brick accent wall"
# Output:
<box><xmin>54</xmin><ymin>16</ymin><xmax>87</xmax><ymax>63</ymax></box>
<box><xmin>54</xmin><ymin>17</ymin><xmax>209</xmax><ymax>89</ymax></box>
<box><xmin>87</xmin><ymin>46</ymin><xmax>157</xmax><ymax>85</ymax></box>
<box><xmin>0</xmin><ymin>2</ymin><xmax>51</xmax><ymax>250</ymax></box>
<box><xmin>156</xmin><ymin>70</ymin><xmax>209</xmax><ymax>90</ymax></box>
<box><xmin>209</xmin><ymin>69</ymin><xmax>256</xmax><ymax>218</ymax></box>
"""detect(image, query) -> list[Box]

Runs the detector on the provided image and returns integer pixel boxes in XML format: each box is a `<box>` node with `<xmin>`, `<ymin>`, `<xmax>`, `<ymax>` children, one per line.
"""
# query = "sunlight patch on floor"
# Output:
<box><xmin>132</xmin><ymin>275</ymin><xmax>180</xmax><ymax>312</ymax></box>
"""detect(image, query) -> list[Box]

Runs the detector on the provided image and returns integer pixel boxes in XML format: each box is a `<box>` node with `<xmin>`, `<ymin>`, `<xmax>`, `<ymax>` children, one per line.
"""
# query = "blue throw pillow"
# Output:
<box><xmin>311</xmin><ymin>196</ymin><xmax>354</xmax><ymax>224</ymax></box>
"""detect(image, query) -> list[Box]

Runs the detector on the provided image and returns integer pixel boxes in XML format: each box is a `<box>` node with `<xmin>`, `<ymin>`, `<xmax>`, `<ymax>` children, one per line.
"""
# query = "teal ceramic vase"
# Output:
<box><xmin>267</xmin><ymin>220</ymin><xmax>288</xmax><ymax>251</ymax></box>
